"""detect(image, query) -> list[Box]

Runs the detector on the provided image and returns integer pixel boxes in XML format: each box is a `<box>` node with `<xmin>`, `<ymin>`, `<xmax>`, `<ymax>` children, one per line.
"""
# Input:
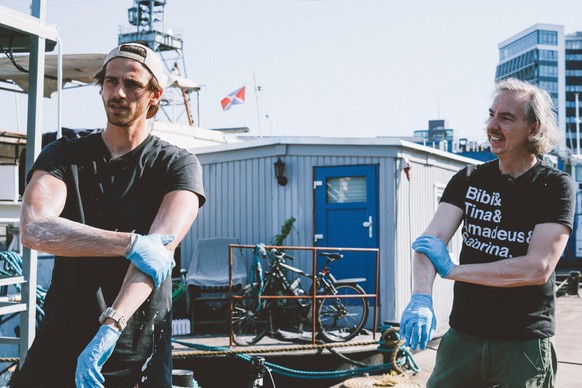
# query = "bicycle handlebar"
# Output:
<box><xmin>270</xmin><ymin>248</ymin><xmax>294</xmax><ymax>261</ymax></box>
<box><xmin>265</xmin><ymin>248</ymin><xmax>344</xmax><ymax>262</ymax></box>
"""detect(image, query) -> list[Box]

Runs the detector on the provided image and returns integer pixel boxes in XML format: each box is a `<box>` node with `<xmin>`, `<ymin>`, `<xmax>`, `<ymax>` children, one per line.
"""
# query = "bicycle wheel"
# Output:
<box><xmin>231</xmin><ymin>285</ymin><xmax>270</xmax><ymax>345</ymax></box>
<box><xmin>317</xmin><ymin>284</ymin><xmax>369</xmax><ymax>342</ymax></box>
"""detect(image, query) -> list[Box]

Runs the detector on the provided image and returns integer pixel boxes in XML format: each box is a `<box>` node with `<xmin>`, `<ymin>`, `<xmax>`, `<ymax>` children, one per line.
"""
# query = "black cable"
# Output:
<box><xmin>558</xmin><ymin>360</ymin><xmax>582</xmax><ymax>366</ymax></box>
<box><xmin>0</xmin><ymin>32</ymin><xmax>29</xmax><ymax>73</ymax></box>
<box><xmin>0</xmin><ymin>312</ymin><xmax>18</xmax><ymax>326</ymax></box>
<box><xmin>265</xmin><ymin>367</ymin><xmax>277</xmax><ymax>387</ymax></box>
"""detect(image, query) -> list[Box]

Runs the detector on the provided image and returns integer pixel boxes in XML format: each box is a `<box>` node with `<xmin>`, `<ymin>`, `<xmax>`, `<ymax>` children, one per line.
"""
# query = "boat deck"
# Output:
<box><xmin>170</xmin><ymin>330</ymin><xmax>392</xmax><ymax>388</ymax></box>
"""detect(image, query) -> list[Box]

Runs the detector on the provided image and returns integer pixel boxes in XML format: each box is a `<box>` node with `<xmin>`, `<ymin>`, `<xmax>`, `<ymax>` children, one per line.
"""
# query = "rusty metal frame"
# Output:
<box><xmin>228</xmin><ymin>244</ymin><xmax>379</xmax><ymax>347</ymax></box>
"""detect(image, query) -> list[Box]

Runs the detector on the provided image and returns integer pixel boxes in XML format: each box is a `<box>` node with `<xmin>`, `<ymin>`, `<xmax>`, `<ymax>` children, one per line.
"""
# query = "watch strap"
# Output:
<box><xmin>99</xmin><ymin>307</ymin><xmax>127</xmax><ymax>331</ymax></box>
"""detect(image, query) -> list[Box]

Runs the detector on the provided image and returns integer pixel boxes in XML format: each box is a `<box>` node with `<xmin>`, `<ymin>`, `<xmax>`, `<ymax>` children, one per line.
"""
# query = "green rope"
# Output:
<box><xmin>377</xmin><ymin>323</ymin><xmax>421</xmax><ymax>374</ymax></box>
<box><xmin>171</xmin><ymin>336</ymin><xmax>416</xmax><ymax>380</ymax></box>
<box><xmin>172</xmin><ymin>282</ymin><xmax>186</xmax><ymax>304</ymax></box>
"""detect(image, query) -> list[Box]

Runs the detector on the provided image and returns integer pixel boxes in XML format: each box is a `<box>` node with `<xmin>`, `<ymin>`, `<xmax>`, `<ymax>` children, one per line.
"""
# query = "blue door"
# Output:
<box><xmin>314</xmin><ymin>165</ymin><xmax>379</xmax><ymax>294</ymax></box>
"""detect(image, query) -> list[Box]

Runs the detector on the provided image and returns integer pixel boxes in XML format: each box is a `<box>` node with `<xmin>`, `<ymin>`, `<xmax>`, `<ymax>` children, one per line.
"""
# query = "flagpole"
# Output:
<box><xmin>254</xmin><ymin>71</ymin><xmax>263</xmax><ymax>138</ymax></box>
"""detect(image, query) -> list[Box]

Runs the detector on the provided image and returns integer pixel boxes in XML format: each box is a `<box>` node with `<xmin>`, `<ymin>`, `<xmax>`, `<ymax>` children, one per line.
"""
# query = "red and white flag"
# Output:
<box><xmin>221</xmin><ymin>86</ymin><xmax>246</xmax><ymax>110</ymax></box>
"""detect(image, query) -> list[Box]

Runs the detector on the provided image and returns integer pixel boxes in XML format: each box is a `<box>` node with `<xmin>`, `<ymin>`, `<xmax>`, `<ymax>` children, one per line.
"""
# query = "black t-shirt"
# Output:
<box><xmin>13</xmin><ymin>133</ymin><xmax>205</xmax><ymax>387</ymax></box>
<box><xmin>441</xmin><ymin>159</ymin><xmax>575</xmax><ymax>340</ymax></box>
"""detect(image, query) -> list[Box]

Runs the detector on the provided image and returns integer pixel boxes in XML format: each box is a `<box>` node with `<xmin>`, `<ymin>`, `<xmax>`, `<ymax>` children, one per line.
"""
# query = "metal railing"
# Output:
<box><xmin>228</xmin><ymin>244</ymin><xmax>380</xmax><ymax>346</ymax></box>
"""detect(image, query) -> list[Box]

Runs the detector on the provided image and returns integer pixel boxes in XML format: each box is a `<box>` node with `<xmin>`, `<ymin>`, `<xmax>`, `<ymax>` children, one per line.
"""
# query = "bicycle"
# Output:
<box><xmin>230</xmin><ymin>244</ymin><xmax>369</xmax><ymax>346</ymax></box>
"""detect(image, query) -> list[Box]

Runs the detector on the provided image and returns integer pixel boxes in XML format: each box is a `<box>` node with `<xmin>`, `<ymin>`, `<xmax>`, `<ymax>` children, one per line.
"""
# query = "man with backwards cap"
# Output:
<box><xmin>12</xmin><ymin>43</ymin><xmax>205</xmax><ymax>387</ymax></box>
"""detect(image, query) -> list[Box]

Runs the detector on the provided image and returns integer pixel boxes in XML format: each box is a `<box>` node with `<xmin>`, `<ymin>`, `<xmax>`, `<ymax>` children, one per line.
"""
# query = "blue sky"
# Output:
<box><xmin>1</xmin><ymin>0</ymin><xmax>582</xmax><ymax>142</ymax></box>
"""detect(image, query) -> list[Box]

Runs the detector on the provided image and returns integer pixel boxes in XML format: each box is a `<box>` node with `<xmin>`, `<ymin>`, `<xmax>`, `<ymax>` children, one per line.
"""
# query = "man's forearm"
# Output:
<box><xmin>21</xmin><ymin>214</ymin><xmax>131</xmax><ymax>257</ymax></box>
<box><xmin>410</xmin><ymin>202</ymin><xmax>462</xmax><ymax>295</ymax></box>
<box><xmin>23</xmin><ymin>214</ymin><xmax>155</xmax><ymax>331</ymax></box>
<box><xmin>101</xmin><ymin>190</ymin><xmax>199</xmax><ymax>329</ymax></box>
<box><xmin>412</xmin><ymin>251</ymin><xmax>437</xmax><ymax>295</ymax></box>
<box><xmin>446</xmin><ymin>224</ymin><xmax>570</xmax><ymax>288</ymax></box>
<box><xmin>107</xmin><ymin>264</ymin><xmax>154</xmax><ymax>325</ymax></box>
<box><xmin>447</xmin><ymin>255</ymin><xmax>552</xmax><ymax>287</ymax></box>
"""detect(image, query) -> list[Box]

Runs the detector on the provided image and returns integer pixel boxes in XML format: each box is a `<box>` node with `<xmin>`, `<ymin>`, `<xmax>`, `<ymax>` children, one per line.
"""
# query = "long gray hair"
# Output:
<box><xmin>495</xmin><ymin>78</ymin><xmax>561</xmax><ymax>155</ymax></box>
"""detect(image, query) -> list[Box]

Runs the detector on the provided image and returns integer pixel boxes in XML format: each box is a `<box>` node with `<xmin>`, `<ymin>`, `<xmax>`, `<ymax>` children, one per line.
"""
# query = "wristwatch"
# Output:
<box><xmin>99</xmin><ymin>307</ymin><xmax>127</xmax><ymax>331</ymax></box>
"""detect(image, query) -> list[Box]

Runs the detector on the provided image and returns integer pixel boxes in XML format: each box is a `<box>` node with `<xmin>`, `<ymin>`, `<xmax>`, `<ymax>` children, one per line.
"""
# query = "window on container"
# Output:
<box><xmin>326</xmin><ymin>176</ymin><xmax>366</xmax><ymax>203</ymax></box>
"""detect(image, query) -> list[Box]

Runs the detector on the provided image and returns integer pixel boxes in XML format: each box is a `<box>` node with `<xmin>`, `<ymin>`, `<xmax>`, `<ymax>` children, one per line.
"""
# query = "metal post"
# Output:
<box><xmin>196</xmin><ymin>90</ymin><xmax>200</xmax><ymax>127</ymax></box>
<box><xmin>253</xmin><ymin>71</ymin><xmax>262</xmax><ymax>138</ymax></box>
<box><xmin>57</xmin><ymin>36</ymin><xmax>63</xmax><ymax>139</ymax></box>
<box><xmin>247</xmin><ymin>356</ymin><xmax>265</xmax><ymax>388</ymax></box>
<box><xmin>567</xmin><ymin>271</ymin><xmax>580</xmax><ymax>297</ymax></box>
<box><xmin>20</xmin><ymin>0</ymin><xmax>46</xmax><ymax>366</ymax></box>
<box><xmin>576</xmin><ymin>93</ymin><xmax>580</xmax><ymax>155</ymax></box>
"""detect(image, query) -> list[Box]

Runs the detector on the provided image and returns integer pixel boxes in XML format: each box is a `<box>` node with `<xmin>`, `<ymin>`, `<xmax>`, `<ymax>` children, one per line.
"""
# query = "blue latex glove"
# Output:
<box><xmin>412</xmin><ymin>235</ymin><xmax>455</xmax><ymax>278</ymax></box>
<box><xmin>75</xmin><ymin>325</ymin><xmax>121</xmax><ymax>388</ymax></box>
<box><xmin>125</xmin><ymin>234</ymin><xmax>175</xmax><ymax>288</ymax></box>
<box><xmin>400</xmin><ymin>294</ymin><xmax>436</xmax><ymax>350</ymax></box>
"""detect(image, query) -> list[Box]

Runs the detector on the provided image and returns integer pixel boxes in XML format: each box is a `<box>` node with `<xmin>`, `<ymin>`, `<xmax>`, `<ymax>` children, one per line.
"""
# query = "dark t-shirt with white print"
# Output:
<box><xmin>12</xmin><ymin>133</ymin><xmax>205</xmax><ymax>388</ymax></box>
<box><xmin>440</xmin><ymin>159</ymin><xmax>574</xmax><ymax>340</ymax></box>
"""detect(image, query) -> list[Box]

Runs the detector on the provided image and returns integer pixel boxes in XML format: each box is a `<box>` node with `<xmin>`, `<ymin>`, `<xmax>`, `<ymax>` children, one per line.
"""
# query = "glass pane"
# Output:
<box><xmin>326</xmin><ymin>176</ymin><xmax>366</xmax><ymax>203</ymax></box>
<box><xmin>575</xmin><ymin>165</ymin><xmax>582</xmax><ymax>183</ymax></box>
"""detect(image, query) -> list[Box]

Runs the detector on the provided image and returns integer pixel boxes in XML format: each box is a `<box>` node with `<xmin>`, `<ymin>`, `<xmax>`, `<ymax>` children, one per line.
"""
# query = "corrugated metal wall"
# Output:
<box><xmin>185</xmin><ymin>149</ymin><xmax>385</xmax><ymax>274</ymax></box>
<box><xmin>184</xmin><ymin>140</ymin><xmax>475</xmax><ymax>326</ymax></box>
<box><xmin>392</xmin><ymin>149</ymin><xmax>470</xmax><ymax>335</ymax></box>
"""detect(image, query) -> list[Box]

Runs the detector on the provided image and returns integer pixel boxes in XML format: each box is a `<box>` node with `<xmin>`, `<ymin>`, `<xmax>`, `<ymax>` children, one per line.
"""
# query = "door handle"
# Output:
<box><xmin>362</xmin><ymin>216</ymin><xmax>373</xmax><ymax>238</ymax></box>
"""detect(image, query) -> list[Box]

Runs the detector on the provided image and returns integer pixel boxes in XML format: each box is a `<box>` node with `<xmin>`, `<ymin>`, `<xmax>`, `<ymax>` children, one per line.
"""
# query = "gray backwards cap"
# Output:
<box><xmin>103</xmin><ymin>43</ymin><xmax>168</xmax><ymax>87</ymax></box>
